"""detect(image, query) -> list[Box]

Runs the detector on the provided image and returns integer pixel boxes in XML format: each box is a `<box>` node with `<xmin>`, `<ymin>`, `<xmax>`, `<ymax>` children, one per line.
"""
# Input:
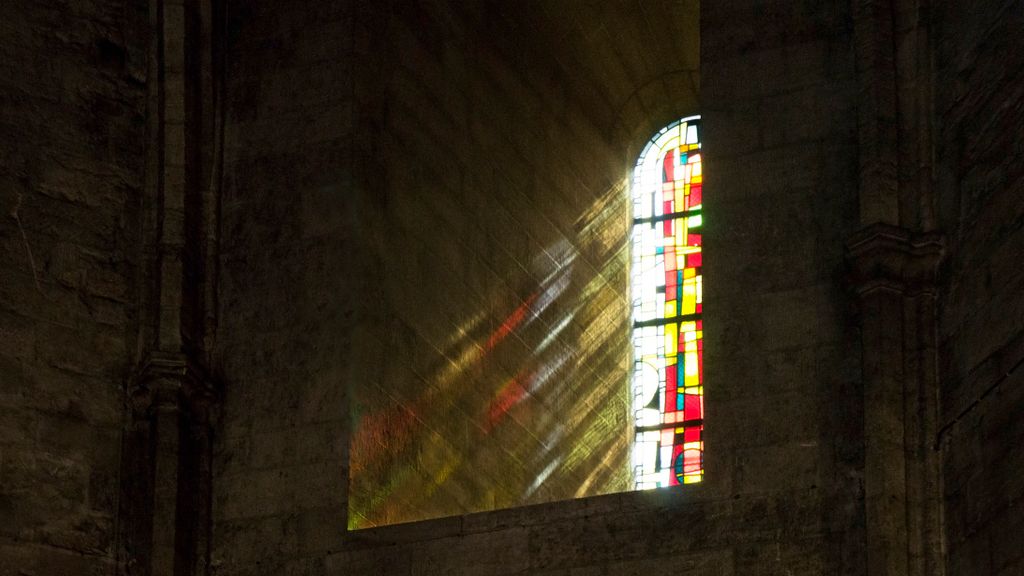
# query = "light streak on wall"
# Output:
<box><xmin>348</xmin><ymin>176</ymin><xmax>633</xmax><ymax>528</ymax></box>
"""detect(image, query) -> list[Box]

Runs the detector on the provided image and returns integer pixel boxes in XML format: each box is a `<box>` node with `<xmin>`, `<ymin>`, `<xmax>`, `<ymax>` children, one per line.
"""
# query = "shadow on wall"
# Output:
<box><xmin>348</xmin><ymin>179</ymin><xmax>635</xmax><ymax>529</ymax></box>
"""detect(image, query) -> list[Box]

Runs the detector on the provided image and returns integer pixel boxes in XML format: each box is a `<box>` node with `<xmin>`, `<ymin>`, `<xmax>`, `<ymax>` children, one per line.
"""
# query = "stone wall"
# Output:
<box><xmin>0</xmin><ymin>0</ymin><xmax>147</xmax><ymax>573</ymax></box>
<box><xmin>211</xmin><ymin>0</ymin><xmax>866</xmax><ymax>573</ymax></box>
<box><xmin>934</xmin><ymin>1</ymin><xmax>1024</xmax><ymax>574</ymax></box>
<box><xmin>344</xmin><ymin>0</ymin><xmax>642</xmax><ymax>527</ymax></box>
<box><xmin>210</xmin><ymin>0</ymin><xmax>357</xmax><ymax>573</ymax></box>
<box><xmin>7</xmin><ymin>0</ymin><xmax>1023</xmax><ymax>574</ymax></box>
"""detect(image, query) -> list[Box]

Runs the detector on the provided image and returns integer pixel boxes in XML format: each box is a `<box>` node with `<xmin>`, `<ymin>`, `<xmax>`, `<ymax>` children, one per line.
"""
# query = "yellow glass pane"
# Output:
<box><xmin>665</xmin><ymin>323</ymin><xmax>677</xmax><ymax>356</ymax></box>
<box><xmin>675</xmin><ymin>225</ymin><xmax>688</xmax><ymax>250</ymax></box>
<box><xmin>682</xmin><ymin>283</ymin><xmax>696</xmax><ymax>314</ymax></box>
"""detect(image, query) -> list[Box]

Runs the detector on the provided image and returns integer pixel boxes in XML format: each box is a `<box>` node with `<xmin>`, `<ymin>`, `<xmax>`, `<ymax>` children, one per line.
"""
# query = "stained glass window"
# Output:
<box><xmin>631</xmin><ymin>116</ymin><xmax>704</xmax><ymax>489</ymax></box>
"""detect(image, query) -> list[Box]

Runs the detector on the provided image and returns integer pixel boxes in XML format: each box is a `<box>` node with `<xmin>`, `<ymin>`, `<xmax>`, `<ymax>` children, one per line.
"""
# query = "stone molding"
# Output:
<box><xmin>847</xmin><ymin>223</ymin><xmax>944</xmax><ymax>297</ymax></box>
<box><xmin>130</xmin><ymin>351</ymin><xmax>218</xmax><ymax>420</ymax></box>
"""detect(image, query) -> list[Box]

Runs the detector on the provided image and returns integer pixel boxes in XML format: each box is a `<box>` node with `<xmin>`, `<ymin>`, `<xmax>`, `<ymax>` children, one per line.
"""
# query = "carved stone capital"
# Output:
<box><xmin>129</xmin><ymin>351</ymin><xmax>218</xmax><ymax>422</ymax></box>
<box><xmin>846</xmin><ymin>223</ymin><xmax>944</xmax><ymax>297</ymax></box>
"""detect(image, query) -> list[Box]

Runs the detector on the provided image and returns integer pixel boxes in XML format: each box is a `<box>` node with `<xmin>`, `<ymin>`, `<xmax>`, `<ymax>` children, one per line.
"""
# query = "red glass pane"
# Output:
<box><xmin>662</xmin><ymin>148</ymin><xmax>676</xmax><ymax>182</ymax></box>
<box><xmin>665</xmin><ymin>270</ymin><xmax>677</xmax><ymax>288</ymax></box>
<box><xmin>690</xmin><ymin>184</ymin><xmax>702</xmax><ymax>206</ymax></box>
<box><xmin>684</xmin><ymin>394</ymin><xmax>701</xmax><ymax>420</ymax></box>
<box><xmin>666</xmin><ymin>364</ymin><xmax>678</xmax><ymax>399</ymax></box>
<box><xmin>698</xmin><ymin>347</ymin><xmax>704</xmax><ymax>383</ymax></box>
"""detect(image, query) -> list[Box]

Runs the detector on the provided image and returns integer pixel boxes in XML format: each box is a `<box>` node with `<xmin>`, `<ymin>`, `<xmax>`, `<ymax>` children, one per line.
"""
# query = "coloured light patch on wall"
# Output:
<box><xmin>630</xmin><ymin>116</ymin><xmax>704</xmax><ymax>489</ymax></box>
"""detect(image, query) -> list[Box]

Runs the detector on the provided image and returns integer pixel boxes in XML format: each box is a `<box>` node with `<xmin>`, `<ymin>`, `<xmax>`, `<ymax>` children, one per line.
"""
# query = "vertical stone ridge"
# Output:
<box><xmin>852</xmin><ymin>0</ymin><xmax>900</xmax><ymax>226</ymax></box>
<box><xmin>118</xmin><ymin>0</ymin><xmax>225</xmax><ymax>574</ymax></box>
<box><xmin>847</xmin><ymin>224</ymin><xmax>944</xmax><ymax>576</ymax></box>
<box><xmin>850</xmin><ymin>0</ymin><xmax>946</xmax><ymax>572</ymax></box>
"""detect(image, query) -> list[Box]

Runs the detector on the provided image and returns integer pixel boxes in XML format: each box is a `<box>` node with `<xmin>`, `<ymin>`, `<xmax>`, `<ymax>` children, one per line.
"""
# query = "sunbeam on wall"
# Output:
<box><xmin>348</xmin><ymin>178</ymin><xmax>633</xmax><ymax>529</ymax></box>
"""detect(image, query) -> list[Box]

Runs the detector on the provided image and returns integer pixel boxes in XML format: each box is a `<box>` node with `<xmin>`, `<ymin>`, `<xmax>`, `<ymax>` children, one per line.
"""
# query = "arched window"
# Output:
<box><xmin>631</xmin><ymin>116</ymin><xmax>704</xmax><ymax>489</ymax></box>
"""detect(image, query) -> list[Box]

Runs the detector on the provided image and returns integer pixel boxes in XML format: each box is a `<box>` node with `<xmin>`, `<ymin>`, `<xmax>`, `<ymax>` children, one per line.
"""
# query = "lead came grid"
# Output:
<box><xmin>631</xmin><ymin>117</ymin><xmax>704</xmax><ymax>489</ymax></box>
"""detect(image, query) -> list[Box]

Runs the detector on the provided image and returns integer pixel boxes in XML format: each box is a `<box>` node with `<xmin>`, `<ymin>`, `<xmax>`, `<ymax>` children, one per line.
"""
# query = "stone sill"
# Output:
<box><xmin>341</xmin><ymin>483</ymin><xmax>708</xmax><ymax>548</ymax></box>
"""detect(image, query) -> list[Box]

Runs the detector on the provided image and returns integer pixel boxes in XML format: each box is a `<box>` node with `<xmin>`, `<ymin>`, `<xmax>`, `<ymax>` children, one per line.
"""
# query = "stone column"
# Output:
<box><xmin>847</xmin><ymin>224</ymin><xmax>944</xmax><ymax>576</ymax></box>
<box><xmin>850</xmin><ymin>0</ymin><xmax>946</xmax><ymax>571</ymax></box>
<box><xmin>126</xmin><ymin>355</ymin><xmax>215</xmax><ymax>576</ymax></box>
<box><xmin>118</xmin><ymin>0</ymin><xmax>223</xmax><ymax>574</ymax></box>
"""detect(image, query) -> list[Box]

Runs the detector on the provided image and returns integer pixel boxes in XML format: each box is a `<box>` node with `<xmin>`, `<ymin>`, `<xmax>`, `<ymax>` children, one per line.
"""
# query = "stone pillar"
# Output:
<box><xmin>125</xmin><ymin>355</ymin><xmax>216</xmax><ymax>576</ymax></box>
<box><xmin>847</xmin><ymin>224</ymin><xmax>944</xmax><ymax>576</ymax></box>
<box><xmin>118</xmin><ymin>0</ymin><xmax>223</xmax><ymax>573</ymax></box>
<box><xmin>850</xmin><ymin>0</ymin><xmax>945</xmax><ymax>570</ymax></box>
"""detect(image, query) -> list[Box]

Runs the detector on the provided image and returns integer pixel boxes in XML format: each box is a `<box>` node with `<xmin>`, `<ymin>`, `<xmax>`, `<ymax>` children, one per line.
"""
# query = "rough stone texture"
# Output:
<box><xmin>934</xmin><ymin>1</ymin><xmax>1024</xmax><ymax>574</ymax></box>
<box><xmin>210</xmin><ymin>0</ymin><xmax>357</xmax><ymax>573</ymax></box>
<box><xmin>0</xmin><ymin>0</ymin><xmax>147</xmax><ymax>573</ymax></box>
<box><xmin>211</xmin><ymin>0</ymin><xmax>865</xmax><ymax>573</ymax></box>
<box><xmin>2</xmin><ymin>0</ymin><xmax>1022</xmax><ymax>574</ymax></box>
